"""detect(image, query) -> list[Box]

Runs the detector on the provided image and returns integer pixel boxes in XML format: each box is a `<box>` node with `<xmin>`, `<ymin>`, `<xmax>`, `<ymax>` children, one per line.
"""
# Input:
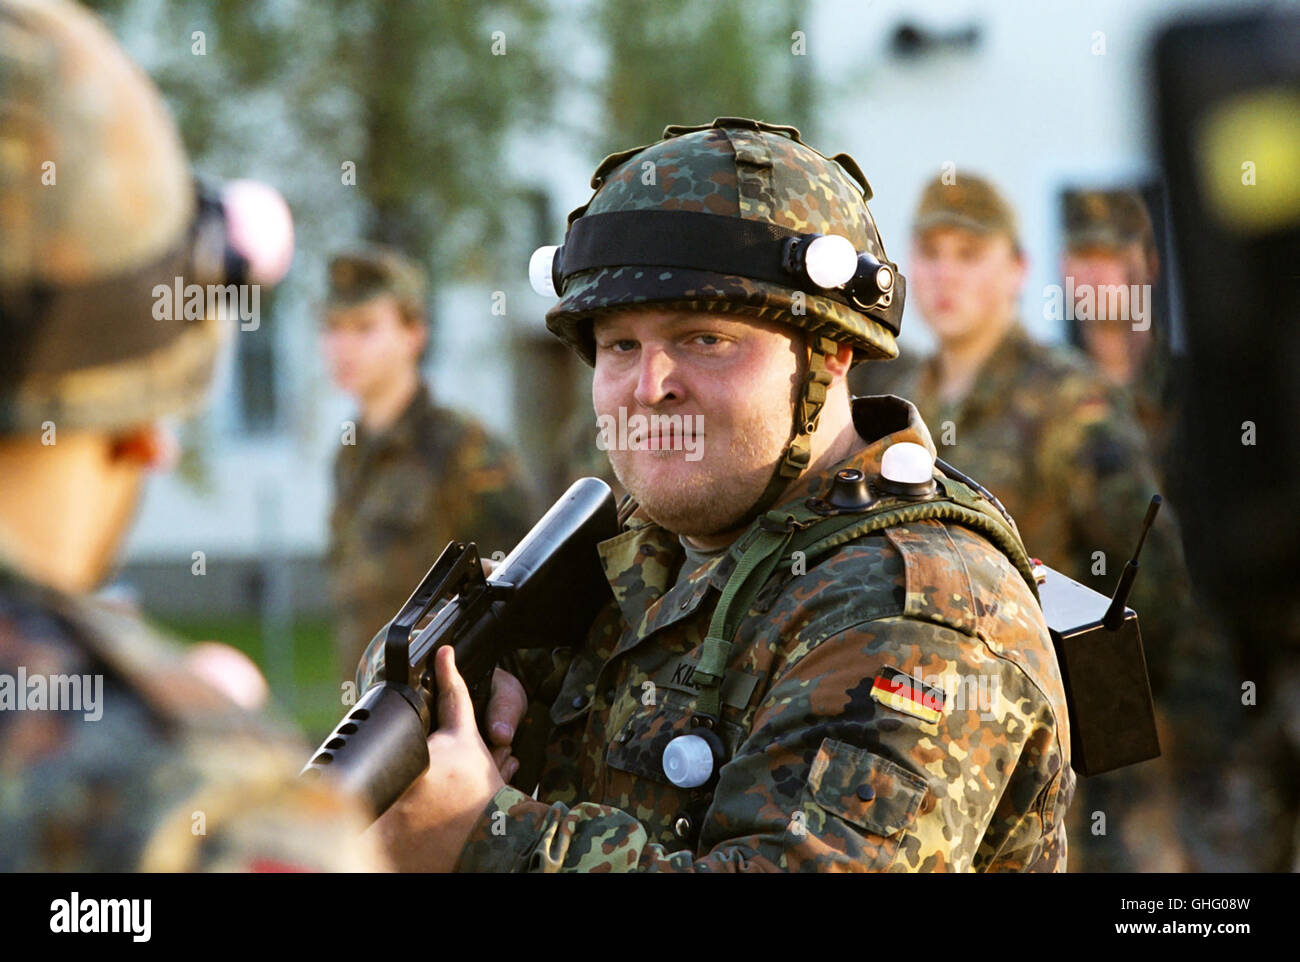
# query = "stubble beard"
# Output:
<box><xmin>606</xmin><ymin>407</ymin><xmax>792</xmax><ymax>538</ymax></box>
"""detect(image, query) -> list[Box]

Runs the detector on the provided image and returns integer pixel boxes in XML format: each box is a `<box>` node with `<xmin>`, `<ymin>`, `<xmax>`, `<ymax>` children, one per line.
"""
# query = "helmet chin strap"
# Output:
<box><xmin>739</xmin><ymin>334</ymin><xmax>839</xmax><ymax>522</ymax></box>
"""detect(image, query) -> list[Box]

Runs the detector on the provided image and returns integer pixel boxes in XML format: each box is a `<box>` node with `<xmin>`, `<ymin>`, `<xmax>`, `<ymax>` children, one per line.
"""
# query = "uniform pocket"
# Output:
<box><xmin>548</xmin><ymin>648</ymin><xmax>601</xmax><ymax>727</ymax></box>
<box><xmin>796</xmin><ymin>737</ymin><xmax>930</xmax><ymax>870</ymax></box>
<box><xmin>605</xmin><ymin>699</ymin><xmax>697</xmax><ymax>784</ymax></box>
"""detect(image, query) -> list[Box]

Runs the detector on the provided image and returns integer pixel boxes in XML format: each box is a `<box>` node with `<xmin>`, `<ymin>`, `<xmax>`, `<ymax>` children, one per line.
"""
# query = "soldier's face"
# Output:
<box><xmin>591</xmin><ymin>309</ymin><xmax>801</xmax><ymax>537</ymax></box>
<box><xmin>1063</xmin><ymin>244</ymin><xmax>1145</xmax><ymax>325</ymax></box>
<box><xmin>909</xmin><ymin>227</ymin><xmax>1025</xmax><ymax>343</ymax></box>
<box><xmin>321</xmin><ymin>295</ymin><xmax>426</xmax><ymax>398</ymax></box>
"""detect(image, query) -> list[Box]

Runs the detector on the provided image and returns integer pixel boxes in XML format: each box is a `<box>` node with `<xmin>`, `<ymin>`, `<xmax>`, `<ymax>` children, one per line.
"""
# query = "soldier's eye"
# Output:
<box><xmin>599</xmin><ymin>338</ymin><xmax>637</xmax><ymax>353</ymax></box>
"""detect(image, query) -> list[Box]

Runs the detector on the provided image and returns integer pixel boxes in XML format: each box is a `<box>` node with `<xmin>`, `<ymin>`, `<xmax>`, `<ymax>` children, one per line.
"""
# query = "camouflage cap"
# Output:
<box><xmin>0</xmin><ymin>0</ymin><xmax>222</xmax><ymax>436</ymax></box>
<box><xmin>544</xmin><ymin>117</ymin><xmax>903</xmax><ymax>368</ymax></box>
<box><xmin>326</xmin><ymin>245</ymin><xmax>428</xmax><ymax>323</ymax></box>
<box><xmin>1064</xmin><ymin>189</ymin><xmax>1156</xmax><ymax>256</ymax></box>
<box><xmin>913</xmin><ymin>173</ymin><xmax>1020</xmax><ymax>251</ymax></box>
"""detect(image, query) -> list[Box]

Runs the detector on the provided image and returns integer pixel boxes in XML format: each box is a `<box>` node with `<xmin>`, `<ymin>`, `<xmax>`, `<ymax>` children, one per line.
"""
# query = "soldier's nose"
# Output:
<box><xmin>633</xmin><ymin>346</ymin><xmax>681</xmax><ymax>407</ymax></box>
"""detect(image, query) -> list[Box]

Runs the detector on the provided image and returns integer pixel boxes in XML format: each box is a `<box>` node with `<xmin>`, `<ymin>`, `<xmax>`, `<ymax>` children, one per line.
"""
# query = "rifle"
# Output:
<box><xmin>302</xmin><ymin>477</ymin><xmax>618</xmax><ymax>819</ymax></box>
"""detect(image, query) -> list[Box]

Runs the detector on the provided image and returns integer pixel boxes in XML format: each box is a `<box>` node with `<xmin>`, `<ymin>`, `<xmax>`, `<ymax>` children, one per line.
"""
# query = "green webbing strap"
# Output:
<box><xmin>745</xmin><ymin>337</ymin><xmax>839</xmax><ymax>522</ymax></box>
<box><xmin>691</xmin><ymin>476</ymin><xmax>1039</xmax><ymax>720</ymax></box>
<box><xmin>788</xmin><ymin>486</ymin><xmax>1040</xmax><ymax>600</ymax></box>
<box><xmin>694</xmin><ymin>514</ymin><xmax>806</xmax><ymax>719</ymax></box>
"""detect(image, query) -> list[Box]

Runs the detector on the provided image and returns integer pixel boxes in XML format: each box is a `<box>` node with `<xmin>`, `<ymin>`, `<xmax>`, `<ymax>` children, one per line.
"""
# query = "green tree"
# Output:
<box><xmin>86</xmin><ymin>0</ymin><xmax>557</xmax><ymax>285</ymax></box>
<box><xmin>593</xmin><ymin>0</ymin><xmax>817</xmax><ymax>154</ymax></box>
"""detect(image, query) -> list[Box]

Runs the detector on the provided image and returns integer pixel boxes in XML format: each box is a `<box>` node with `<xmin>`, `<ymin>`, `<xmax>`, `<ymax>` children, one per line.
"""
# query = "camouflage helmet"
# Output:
<box><xmin>533</xmin><ymin>118</ymin><xmax>906</xmax><ymax>514</ymax></box>
<box><xmin>539</xmin><ymin>117</ymin><xmax>904</xmax><ymax>368</ymax></box>
<box><xmin>0</xmin><ymin>0</ymin><xmax>221</xmax><ymax>435</ymax></box>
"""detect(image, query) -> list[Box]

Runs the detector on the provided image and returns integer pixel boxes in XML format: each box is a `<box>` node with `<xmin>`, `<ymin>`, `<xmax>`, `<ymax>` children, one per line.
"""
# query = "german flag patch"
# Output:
<box><xmin>870</xmin><ymin>667</ymin><xmax>946</xmax><ymax>724</ymax></box>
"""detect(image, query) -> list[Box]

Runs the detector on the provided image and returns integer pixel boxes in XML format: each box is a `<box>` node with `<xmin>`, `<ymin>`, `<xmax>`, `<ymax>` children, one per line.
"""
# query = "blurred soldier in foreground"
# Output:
<box><xmin>0</xmin><ymin>0</ymin><xmax>383</xmax><ymax>871</ymax></box>
<box><xmin>321</xmin><ymin>247</ymin><xmax>536</xmax><ymax>678</ymax></box>
<box><xmin>363</xmin><ymin>118</ymin><xmax>1075</xmax><ymax>872</ymax></box>
<box><xmin>851</xmin><ymin>173</ymin><xmax>1196</xmax><ymax>871</ymax></box>
<box><xmin>1062</xmin><ymin>190</ymin><xmax>1177</xmax><ymax>483</ymax></box>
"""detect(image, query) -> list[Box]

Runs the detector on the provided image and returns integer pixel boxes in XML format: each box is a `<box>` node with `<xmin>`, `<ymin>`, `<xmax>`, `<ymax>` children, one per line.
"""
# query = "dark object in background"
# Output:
<box><xmin>1153</xmin><ymin>7</ymin><xmax>1300</xmax><ymax>659</ymax></box>
<box><xmin>890</xmin><ymin>22</ymin><xmax>981</xmax><ymax>59</ymax></box>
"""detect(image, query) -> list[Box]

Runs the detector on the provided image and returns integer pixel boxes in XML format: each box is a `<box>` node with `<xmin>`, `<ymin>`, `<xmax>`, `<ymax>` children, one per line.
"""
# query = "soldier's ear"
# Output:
<box><xmin>825</xmin><ymin>342</ymin><xmax>854</xmax><ymax>380</ymax></box>
<box><xmin>1007</xmin><ymin>244</ymin><xmax>1029</xmax><ymax>297</ymax></box>
<box><xmin>407</xmin><ymin>317</ymin><xmax>428</xmax><ymax>361</ymax></box>
<box><xmin>109</xmin><ymin>422</ymin><xmax>179</xmax><ymax>473</ymax></box>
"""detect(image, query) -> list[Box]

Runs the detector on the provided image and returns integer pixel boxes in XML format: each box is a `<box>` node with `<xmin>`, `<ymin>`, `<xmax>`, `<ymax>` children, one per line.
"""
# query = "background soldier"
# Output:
<box><xmin>1061</xmin><ymin>189</ymin><xmax>1177</xmax><ymax>484</ymax></box>
<box><xmin>321</xmin><ymin>247</ymin><xmax>536</xmax><ymax>678</ymax></box>
<box><xmin>1061</xmin><ymin>187</ymin><xmax>1255</xmax><ymax>871</ymax></box>
<box><xmin>0</xmin><ymin>0</ymin><xmax>383</xmax><ymax>871</ymax></box>
<box><xmin>850</xmin><ymin>173</ymin><xmax>1203</xmax><ymax>871</ymax></box>
<box><xmin>360</xmin><ymin>118</ymin><xmax>1075</xmax><ymax>873</ymax></box>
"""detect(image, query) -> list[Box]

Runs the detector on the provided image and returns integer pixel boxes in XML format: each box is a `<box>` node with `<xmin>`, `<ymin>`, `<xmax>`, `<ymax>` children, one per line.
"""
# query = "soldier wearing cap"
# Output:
<box><xmin>851</xmin><ymin>172</ymin><xmax>1204</xmax><ymax>871</ymax></box>
<box><xmin>360</xmin><ymin>119</ymin><xmax>1076</xmax><ymax>873</ymax></box>
<box><xmin>321</xmin><ymin>246</ymin><xmax>537</xmax><ymax>680</ymax></box>
<box><xmin>1066</xmin><ymin>190</ymin><xmax>1279</xmax><ymax>872</ymax></box>
<box><xmin>1062</xmin><ymin>189</ymin><xmax>1177</xmax><ymax>483</ymax></box>
<box><xmin>0</xmin><ymin>0</ymin><xmax>384</xmax><ymax>871</ymax></box>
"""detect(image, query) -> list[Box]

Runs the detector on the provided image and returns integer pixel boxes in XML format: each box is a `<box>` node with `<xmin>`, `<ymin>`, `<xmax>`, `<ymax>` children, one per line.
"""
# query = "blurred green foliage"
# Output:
<box><xmin>83</xmin><ymin>0</ymin><xmax>814</xmax><ymax>270</ymax></box>
<box><xmin>595</xmin><ymin>0</ymin><xmax>817</xmax><ymax>154</ymax></box>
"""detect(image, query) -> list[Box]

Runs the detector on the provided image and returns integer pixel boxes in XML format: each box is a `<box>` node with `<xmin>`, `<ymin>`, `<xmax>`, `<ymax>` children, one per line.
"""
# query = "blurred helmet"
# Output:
<box><xmin>0</xmin><ymin>0</ymin><xmax>219</xmax><ymax>435</ymax></box>
<box><xmin>540</xmin><ymin>117</ymin><xmax>904</xmax><ymax>368</ymax></box>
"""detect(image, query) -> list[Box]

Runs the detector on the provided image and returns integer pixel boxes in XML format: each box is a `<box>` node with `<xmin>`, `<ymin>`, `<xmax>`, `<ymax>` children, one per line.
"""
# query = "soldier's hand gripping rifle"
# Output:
<box><xmin>302</xmin><ymin>477</ymin><xmax>618</xmax><ymax>819</ymax></box>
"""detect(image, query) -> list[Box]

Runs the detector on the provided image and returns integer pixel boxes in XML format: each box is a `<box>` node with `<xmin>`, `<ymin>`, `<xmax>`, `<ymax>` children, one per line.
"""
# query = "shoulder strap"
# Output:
<box><xmin>692</xmin><ymin>473</ymin><xmax>1038</xmax><ymax>720</ymax></box>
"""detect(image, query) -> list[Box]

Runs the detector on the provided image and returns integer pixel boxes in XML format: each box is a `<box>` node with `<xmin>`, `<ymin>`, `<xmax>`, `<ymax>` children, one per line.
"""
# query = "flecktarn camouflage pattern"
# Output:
<box><xmin>361</xmin><ymin>397</ymin><xmax>1076</xmax><ymax>872</ymax></box>
<box><xmin>545</xmin><ymin>118</ymin><xmax>900</xmax><ymax>368</ymax></box>
<box><xmin>0</xmin><ymin>0</ymin><xmax>387</xmax><ymax>873</ymax></box>
<box><xmin>852</xmin><ymin>320</ymin><xmax>1226</xmax><ymax>871</ymax></box>
<box><xmin>0</xmin><ymin>555</ymin><xmax>383</xmax><ymax>871</ymax></box>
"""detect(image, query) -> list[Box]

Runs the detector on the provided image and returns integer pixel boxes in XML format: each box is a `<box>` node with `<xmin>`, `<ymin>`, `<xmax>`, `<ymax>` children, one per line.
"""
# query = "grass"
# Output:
<box><xmin>152</xmin><ymin>614</ymin><xmax>352</xmax><ymax>741</ymax></box>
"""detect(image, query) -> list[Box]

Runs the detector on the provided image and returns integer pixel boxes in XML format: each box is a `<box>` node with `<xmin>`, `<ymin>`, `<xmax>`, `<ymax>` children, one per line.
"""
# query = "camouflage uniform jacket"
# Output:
<box><xmin>327</xmin><ymin>382</ymin><xmax>536</xmax><ymax>674</ymax></box>
<box><xmin>852</xmin><ymin>322</ymin><xmax>1190</xmax><ymax>698</ymax></box>
<box><xmin>0</xmin><ymin>554</ymin><xmax>385</xmax><ymax>871</ymax></box>
<box><xmin>446</xmin><ymin>394</ymin><xmax>1075</xmax><ymax>872</ymax></box>
<box><xmin>1122</xmin><ymin>338</ymin><xmax>1180</xmax><ymax>492</ymax></box>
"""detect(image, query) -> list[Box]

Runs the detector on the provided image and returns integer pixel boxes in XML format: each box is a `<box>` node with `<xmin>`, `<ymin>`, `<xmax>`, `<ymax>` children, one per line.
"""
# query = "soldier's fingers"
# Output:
<box><xmin>490</xmin><ymin>745</ymin><xmax>511</xmax><ymax>770</ymax></box>
<box><xmin>485</xmin><ymin>667</ymin><xmax>527</xmax><ymax>746</ymax></box>
<box><xmin>480</xmin><ymin>558</ymin><xmax>499</xmax><ymax>578</ymax></box>
<box><xmin>434</xmin><ymin>645</ymin><xmax>474</xmax><ymax>733</ymax></box>
<box><xmin>503</xmin><ymin>756</ymin><xmax>520</xmax><ymax>783</ymax></box>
